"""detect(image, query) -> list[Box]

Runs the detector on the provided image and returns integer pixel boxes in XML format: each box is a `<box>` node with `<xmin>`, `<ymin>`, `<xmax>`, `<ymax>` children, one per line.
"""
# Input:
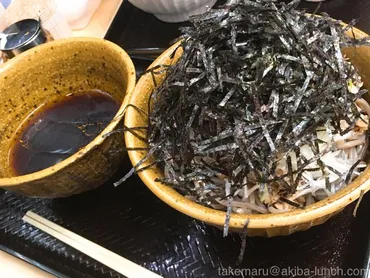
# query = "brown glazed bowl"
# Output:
<box><xmin>125</xmin><ymin>26</ymin><xmax>370</xmax><ymax>237</ymax></box>
<box><xmin>0</xmin><ymin>37</ymin><xmax>135</xmax><ymax>198</ymax></box>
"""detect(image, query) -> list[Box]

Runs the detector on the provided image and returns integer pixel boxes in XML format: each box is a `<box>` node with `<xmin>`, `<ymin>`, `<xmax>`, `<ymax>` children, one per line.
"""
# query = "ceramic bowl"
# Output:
<box><xmin>125</xmin><ymin>26</ymin><xmax>370</xmax><ymax>237</ymax></box>
<box><xmin>0</xmin><ymin>37</ymin><xmax>135</xmax><ymax>198</ymax></box>
<box><xmin>128</xmin><ymin>0</ymin><xmax>217</xmax><ymax>23</ymax></box>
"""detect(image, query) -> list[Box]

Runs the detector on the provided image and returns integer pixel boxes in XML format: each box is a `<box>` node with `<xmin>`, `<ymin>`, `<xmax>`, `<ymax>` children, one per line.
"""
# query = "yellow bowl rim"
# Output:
<box><xmin>125</xmin><ymin>27</ymin><xmax>370</xmax><ymax>229</ymax></box>
<box><xmin>0</xmin><ymin>37</ymin><xmax>136</xmax><ymax>187</ymax></box>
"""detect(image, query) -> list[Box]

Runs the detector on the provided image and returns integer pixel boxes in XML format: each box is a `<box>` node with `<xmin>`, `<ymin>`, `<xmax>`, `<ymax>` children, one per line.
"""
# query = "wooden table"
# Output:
<box><xmin>0</xmin><ymin>250</ymin><xmax>55</xmax><ymax>278</ymax></box>
<box><xmin>71</xmin><ymin>0</ymin><xmax>123</xmax><ymax>38</ymax></box>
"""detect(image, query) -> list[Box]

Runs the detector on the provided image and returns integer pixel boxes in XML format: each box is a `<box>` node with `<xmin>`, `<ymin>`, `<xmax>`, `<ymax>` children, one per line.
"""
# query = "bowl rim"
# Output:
<box><xmin>125</xmin><ymin>27</ymin><xmax>370</xmax><ymax>229</ymax></box>
<box><xmin>0</xmin><ymin>37</ymin><xmax>136</xmax><ymax>187</ymax></box>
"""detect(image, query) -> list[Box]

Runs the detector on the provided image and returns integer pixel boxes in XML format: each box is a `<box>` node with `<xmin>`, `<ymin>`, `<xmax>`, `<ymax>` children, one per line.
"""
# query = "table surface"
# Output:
<box><xmin>71</xmin><ymin>0</ymin><xmax>123</xmax><ymax>38</ymax></box>
<box><xmin>0</xmin><ymin>250</ymin><xmax>55</xmax><ymax>278</ymax></box>
<box><xmin>1</xmin><ymin>1</ymin><xmax>370</xmax><ymax>278</ymax></box>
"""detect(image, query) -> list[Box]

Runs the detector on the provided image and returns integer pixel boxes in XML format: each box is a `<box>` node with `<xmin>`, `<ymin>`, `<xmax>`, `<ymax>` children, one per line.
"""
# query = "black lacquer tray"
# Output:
<box><xmin>1</xmin><ymin>1</ymin><xmax>370</xmax><ymax>277</ymax></box>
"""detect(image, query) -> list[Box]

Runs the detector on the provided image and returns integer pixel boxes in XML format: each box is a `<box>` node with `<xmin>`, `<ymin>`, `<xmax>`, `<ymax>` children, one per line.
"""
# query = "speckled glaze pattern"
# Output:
<box><xmin>128</xmin><ymin>0</ymin><xmax>217</xmax><ymax>23</ymax></box>
<box><xmin>0</xmin><ymin>37</ymin><xmax>136</xmax><ymax>198</ymax></box>
<box><xmin>125</xmin><ymin>27</ymin><xmax>370</xmax><ymax>237</ymax></box>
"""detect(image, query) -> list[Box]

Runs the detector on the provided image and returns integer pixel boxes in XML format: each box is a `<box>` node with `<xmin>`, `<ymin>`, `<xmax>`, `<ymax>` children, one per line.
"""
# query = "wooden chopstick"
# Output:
<box><xmin>23</xmin><ymin>211</ymin><xmax>162</xmax><ymax>278</ymax></box>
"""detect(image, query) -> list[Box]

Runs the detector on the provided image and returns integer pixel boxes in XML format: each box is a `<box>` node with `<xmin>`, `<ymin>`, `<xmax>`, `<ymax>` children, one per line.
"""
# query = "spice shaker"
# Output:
<box><xmin>0</xmin><ymin>19</ymin><xmax>48</xmax><ymax>59</ymax></box>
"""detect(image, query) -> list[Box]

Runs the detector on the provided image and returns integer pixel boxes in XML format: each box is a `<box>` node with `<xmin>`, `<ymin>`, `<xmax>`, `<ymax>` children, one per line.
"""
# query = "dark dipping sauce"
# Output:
<box><xmin>10</xmin><ymin>91</ymin><xmax>120</xmax><ymax>176</ymax></box>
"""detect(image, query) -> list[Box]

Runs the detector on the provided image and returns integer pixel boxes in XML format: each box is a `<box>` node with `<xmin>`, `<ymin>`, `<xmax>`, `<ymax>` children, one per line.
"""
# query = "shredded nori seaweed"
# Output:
<box><xmin>123</xmin><ymin>0</ymin><xmax>370</xmax><ymax>213</ymax></box>
<box><xmin>236</xmin><ymin>219</ymin><xmax>250</xmax><ymax>265</ymax></box>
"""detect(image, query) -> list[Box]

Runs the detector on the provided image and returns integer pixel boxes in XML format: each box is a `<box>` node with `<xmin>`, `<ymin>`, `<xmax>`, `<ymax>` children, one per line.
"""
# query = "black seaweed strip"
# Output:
<box><xmin>345</xmin><ymin>159</ymin><xmax>362</xmax><ymax>184</ymax></box>
<box><xmin>280</xmin><ymin>197</ymin><xmax>305</xmax><ymax>209</ymax></box>
<box><xmin>236</xmin><ymin>219</ymin><xmax>250</xmax><ymax>265</ymax></box>
<box><xmin>122</xmin><ymin>0</ymin><xmax>370</xmax><ymax>213</ymax></box>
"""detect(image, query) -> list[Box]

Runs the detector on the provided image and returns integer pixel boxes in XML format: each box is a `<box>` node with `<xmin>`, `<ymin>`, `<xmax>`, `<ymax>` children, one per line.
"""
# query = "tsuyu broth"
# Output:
<box><xmin>9</xmin><ymin>91</ymin><xmax>120</xmax><ymax>176</ymax></box>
